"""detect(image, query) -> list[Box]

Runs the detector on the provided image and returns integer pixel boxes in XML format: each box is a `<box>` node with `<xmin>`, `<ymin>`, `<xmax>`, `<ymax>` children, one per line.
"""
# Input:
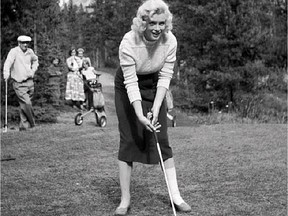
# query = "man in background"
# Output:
<box><xmin>3</xmin><ymin>35</ymin><xmax>39</xmax><ymax>131</ymax></box>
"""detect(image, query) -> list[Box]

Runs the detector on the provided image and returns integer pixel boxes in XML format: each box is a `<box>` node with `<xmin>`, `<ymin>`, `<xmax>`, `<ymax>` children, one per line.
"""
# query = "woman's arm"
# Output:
<box><xmin>151</xmin><ymin>86</ymin><xmax>167</xmax><ymax>125</ymax></box>
<box><xmin>120</xmin><ymin>33</ymin><xmax>160</xmax><ymax>132</ymax></box>
<box><xmin>66</xmin><ymin>57</ymin><xmax>79</xmax><ymax>72</ymax></box>
<box><xmin>66</xmin><ymin>58</ymin><xmax>74</xmax><ymax>71</ymax></box>
<box><xmin>151</xmin><ymin>33</ymin><xmax>177</xmax><ymax>125</ymax></box>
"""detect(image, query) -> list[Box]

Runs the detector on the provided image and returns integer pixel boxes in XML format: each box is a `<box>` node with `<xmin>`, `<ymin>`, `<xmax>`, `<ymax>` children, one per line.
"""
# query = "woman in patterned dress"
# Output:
<box><xmin>65</xmin><ymin>47</ymin><xmax>85</xmax><ymax>110</ymax></box>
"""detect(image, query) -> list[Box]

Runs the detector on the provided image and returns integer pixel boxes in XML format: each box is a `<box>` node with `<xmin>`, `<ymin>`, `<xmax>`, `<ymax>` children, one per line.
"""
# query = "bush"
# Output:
<box><xmin>234</xmin><ymin>93</ymin><xmax>287</xmax><ymax>123</ymax></box>
<box><xmin>0</xmin><ymin>106</ymin><xmax>20</xmax><ymax>126</ymax></box>
<box><xmin>266</xmin><ymin>67</ymin><xmax>287</xmax><ymax>92</ymax></box>
<box><xmin>33</xmin><ymin>105</ymin><xmax>59</xmax><ymax>123</ymax></box>
<box><xmin>173</xmin><ymin>60</ymin><xmax>287</xmax><ymax>123</ymax></box>
<box><xmin>1</xmin><ymin>105</ymin><xmax>59</xmax><ymax>126</ymax></box>
<box><xmin>104</xmin><ymin>57</ymin><xmax>119</xmax><ymax>68</ymax></box>
<box><xmin>184</xmin><ymin>111</ymin><xmax>256</xmax><ymax>125</ymax></box>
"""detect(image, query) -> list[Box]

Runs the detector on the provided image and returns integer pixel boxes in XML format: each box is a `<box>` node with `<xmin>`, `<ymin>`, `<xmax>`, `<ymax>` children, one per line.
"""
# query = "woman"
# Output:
<box><xmin>114</xmin><ymin>0</ymin><xmax>191</xmax><ymax>215</ymax></box>
<box><xmin>65</xmin><ymin>47</ymin><xmax>85</xmax><ymax>110</ymax></box>
<box><xmin>47</xmin><ymin>57</ymin><xmax>62</xmax><ymax>106</ymax></box>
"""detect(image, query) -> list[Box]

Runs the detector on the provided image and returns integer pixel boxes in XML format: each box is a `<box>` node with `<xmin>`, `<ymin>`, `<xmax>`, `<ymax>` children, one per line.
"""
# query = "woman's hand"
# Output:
<box><xmin>150</xmin><ymin>106</ymin><xmax>160</xmax><ymax>126</ymax></box>
<box><xmin>138</xmin><ymin>115</ymin><xmax>155</xmax><ymax>132</ymax></box>
<box><xmin>132</xmin><ymin>100</ymin><xmax>161</xmax><ymax>132</ymax></box>
<box><xmin>138</xmin><ymin>115</ymin><xmax>161</xmax><ymax>132</ymax></box>
<box><xmin>146</xmin><ymin>111</ymin><xmax>161</xmax><ymax>132</ymax></box>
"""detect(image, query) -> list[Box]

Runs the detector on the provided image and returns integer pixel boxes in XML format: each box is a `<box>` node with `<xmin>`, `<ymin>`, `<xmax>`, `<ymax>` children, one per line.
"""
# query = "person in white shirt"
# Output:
<box><xmin>3</xmin><ymin>35</ymin><xmax>39</xmax><ymax>131</ymax></box>
<box><xmin>81</xmin><ymin>60</ymin><xmax>100</xmax><ymax>81</ymax></box>
<box><xmin>114</xmin><ymin>0</ymin><xmax>191</xmax><ymax>215</ymax></box>
<box><xmin>81</xmin><ymin>59</ymin><xmax>101</xmax><ymax>109</ymax></box>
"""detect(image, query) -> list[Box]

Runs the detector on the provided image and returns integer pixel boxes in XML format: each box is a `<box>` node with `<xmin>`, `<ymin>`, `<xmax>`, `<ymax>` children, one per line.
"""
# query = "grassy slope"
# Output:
<box><xmin>1</xmin><ymin>69</ymin><xmax>287</xmax><ymax>216</ymax></box>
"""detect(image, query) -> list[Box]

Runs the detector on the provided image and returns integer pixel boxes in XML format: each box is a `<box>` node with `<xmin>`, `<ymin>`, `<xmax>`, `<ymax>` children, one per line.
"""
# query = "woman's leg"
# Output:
<box><xmin>118</xmin><ymin>160</ymin><xmax>132</xmax><ymax>208</ymax></box>
<box><xmin>164</xmin><ymin>157</ymin><xmax>191</xmax><ymax>210</ymax></box>
<box><xmin>79</xmin><ymin>101</ymin><xmax>85</xmax><ymax>110</ymax></box>
<box><xmin>71</xmin><ymin>100</ymin><xmax>77</xmax><ymax>108</ymax></box>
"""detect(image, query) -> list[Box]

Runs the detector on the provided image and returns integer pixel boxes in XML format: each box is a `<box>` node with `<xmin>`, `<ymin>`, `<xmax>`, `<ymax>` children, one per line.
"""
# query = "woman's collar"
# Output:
<box><xmin>142</xmin><ymin>35</ymin><xmax>159</xmax><ymax>45</ymax></box>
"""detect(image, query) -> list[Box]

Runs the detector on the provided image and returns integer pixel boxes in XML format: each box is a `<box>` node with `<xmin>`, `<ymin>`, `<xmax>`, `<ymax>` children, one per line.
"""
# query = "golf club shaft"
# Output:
<box><xmin>153</xmin><ymin>131</ymin><xmax>177</xmax><ymax>216</ymax></box>
<box><xmin>3</xmin><ymin>80</ymin><xmax>8</xmax><ymax>132</ymax></box>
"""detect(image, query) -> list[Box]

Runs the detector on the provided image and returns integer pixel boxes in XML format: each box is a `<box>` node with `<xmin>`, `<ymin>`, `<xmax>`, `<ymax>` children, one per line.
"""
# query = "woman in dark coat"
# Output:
<box><xmin>114</xmin><ymin>0</ymin><xmax>191</xmax><ymax>215</ymax></box>
<box><xmin>47</xmin><ymin>57</ymin><xmax>62</xmax><ymax>106</ymax></box>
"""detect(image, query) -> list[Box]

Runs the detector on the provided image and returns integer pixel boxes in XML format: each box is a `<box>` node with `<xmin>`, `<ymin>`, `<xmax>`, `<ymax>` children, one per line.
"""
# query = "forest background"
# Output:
<box><xmin>1</xmin><ymin>0</ymin><xmax>287</xmax><ymax>124</ymax></box>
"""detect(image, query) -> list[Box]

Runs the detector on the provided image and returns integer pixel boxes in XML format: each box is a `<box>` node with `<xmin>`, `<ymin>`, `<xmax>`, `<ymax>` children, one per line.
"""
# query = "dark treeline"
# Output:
<box><xmin>1</xmin><ymin>0</ymin><xmax>287</xmax><ymax>123</ymax></box>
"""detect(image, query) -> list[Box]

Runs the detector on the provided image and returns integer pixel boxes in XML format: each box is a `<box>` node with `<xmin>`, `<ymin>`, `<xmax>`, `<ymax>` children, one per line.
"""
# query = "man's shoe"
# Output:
<box><xmin>114</xmin><ymin>206</ymin><xmax>130</xmax><ymax>216</ymax></box>
<box><xmin>174</xmin><ymin>202</ymin><xmax>191</xmax><ymax>212</ymax></box>
<box><xmin>19</xmin><ymin>127</ymin><xmax>27</xmax><ymax>131</ymax></box>
<box><xmin>29</xmin><ymin>125</ymin><xmax>37</xmax><ymax>131</ymax></box>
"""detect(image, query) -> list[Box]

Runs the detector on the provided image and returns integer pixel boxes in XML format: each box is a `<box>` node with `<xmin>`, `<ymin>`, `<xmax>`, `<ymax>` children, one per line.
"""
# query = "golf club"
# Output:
<box><xmin>3</xmin><ymin>80</ymin><xmax>8</xmax><ymax>133</ymax></box>
<box><xmin>153</xmin><ymin>129</ymin><xmax>177</xmax><ymax>216</ymax></box>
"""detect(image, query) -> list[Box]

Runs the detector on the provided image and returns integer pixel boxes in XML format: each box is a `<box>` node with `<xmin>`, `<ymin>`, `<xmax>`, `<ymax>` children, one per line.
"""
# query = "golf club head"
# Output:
<box><xmin>3</xmin><ymin>127</ymin><xmax>8</xmax><ymax>133</ymax></box>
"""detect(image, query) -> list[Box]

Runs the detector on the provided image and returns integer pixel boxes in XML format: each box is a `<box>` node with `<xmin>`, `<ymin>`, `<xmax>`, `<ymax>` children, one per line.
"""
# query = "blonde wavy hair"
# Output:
<box><xmin>131</xmin><ymin>0</ymin><xmax>173</xmax><ymax>34</ymax></box>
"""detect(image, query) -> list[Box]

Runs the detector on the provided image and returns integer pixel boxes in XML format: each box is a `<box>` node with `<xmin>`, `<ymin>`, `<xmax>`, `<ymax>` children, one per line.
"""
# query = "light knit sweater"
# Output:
<box><xmin>3</xmin><ymin>46</ymin><xmax>39</xmax><ymax>82</ymax></box>
<box><xmin>119</xmin><ymin>30</ymin><xmax>177</xmax><ymax>103</ymax></box>
<box><xmin>82</xmin><ymin>66</ymin><xmax>99</xmax><ymax>80</ymax></box>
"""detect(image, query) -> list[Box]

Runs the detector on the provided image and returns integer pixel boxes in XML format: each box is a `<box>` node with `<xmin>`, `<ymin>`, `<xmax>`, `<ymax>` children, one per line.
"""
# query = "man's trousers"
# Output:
<box><xmin>13</xmin><ymin>79</ymin><xmax>35</xmax><ymax>129</ymax></box>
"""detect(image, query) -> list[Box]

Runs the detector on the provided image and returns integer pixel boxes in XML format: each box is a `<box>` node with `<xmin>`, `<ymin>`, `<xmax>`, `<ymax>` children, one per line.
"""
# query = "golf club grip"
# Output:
<box><xmin>5</xmin><ymin>80</ymin><xmax>8</xmax><ymax>127</ymax></box>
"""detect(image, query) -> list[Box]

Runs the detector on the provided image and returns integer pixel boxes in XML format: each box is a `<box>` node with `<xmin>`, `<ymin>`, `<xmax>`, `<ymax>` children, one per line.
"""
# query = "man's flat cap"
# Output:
<box><xmin>17</xmin><ymin>35</ymin><xmax>32</xmax><ymax>42</ymax></box>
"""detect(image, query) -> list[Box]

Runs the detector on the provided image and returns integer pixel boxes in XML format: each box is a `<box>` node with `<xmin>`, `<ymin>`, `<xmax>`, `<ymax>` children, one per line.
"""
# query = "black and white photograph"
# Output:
<box><xmin>1</xmin><ymin>0</ymin><xmax>287</xmax><ymax>215</ymax></box>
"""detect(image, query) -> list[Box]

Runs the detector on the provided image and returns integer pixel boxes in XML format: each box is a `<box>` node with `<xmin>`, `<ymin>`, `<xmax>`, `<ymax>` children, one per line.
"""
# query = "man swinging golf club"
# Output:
<box><xmin>3</xmin><ymin>35</ymin><xmax>39</xmax><ymax>131</ymax></box>
<box><xmin>113</xmin><ymin>0</ymin><xmax>191</xmax><ymax>215</ymax></box>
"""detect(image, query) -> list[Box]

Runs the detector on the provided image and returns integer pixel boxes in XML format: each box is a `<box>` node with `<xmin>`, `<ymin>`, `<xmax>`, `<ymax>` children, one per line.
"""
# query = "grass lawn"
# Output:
<box><xmin>1</xmin><ymin>70</ymin><xmax>287</xmax><ymax>216</ymax></box>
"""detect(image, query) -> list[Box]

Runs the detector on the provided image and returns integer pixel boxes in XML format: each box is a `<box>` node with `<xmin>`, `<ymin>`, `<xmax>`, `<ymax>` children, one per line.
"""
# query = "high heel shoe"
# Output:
<box><xmin>114</xmin><ymin>206</ymin><xmax>130</xmax><ymax>216</ymax></box>
<box><xmin>174</xmin><ymin>202</ymin><xmax>191</xmax><ymax>212</ymax></box>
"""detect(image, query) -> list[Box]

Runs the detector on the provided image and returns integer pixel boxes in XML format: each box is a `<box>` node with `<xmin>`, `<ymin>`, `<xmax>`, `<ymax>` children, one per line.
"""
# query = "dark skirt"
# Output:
<box><xmin>114</xmin><ymin>67</ymin><xmax>172</xmax><ymax>164</ymax></box>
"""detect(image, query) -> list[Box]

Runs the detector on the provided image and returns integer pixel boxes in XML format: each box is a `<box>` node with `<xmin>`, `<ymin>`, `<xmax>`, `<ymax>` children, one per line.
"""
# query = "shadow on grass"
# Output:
<box><xmin>90</xmin><ymin>176</ymin><xmax>176</xmax><ymax>216</ymax></box>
